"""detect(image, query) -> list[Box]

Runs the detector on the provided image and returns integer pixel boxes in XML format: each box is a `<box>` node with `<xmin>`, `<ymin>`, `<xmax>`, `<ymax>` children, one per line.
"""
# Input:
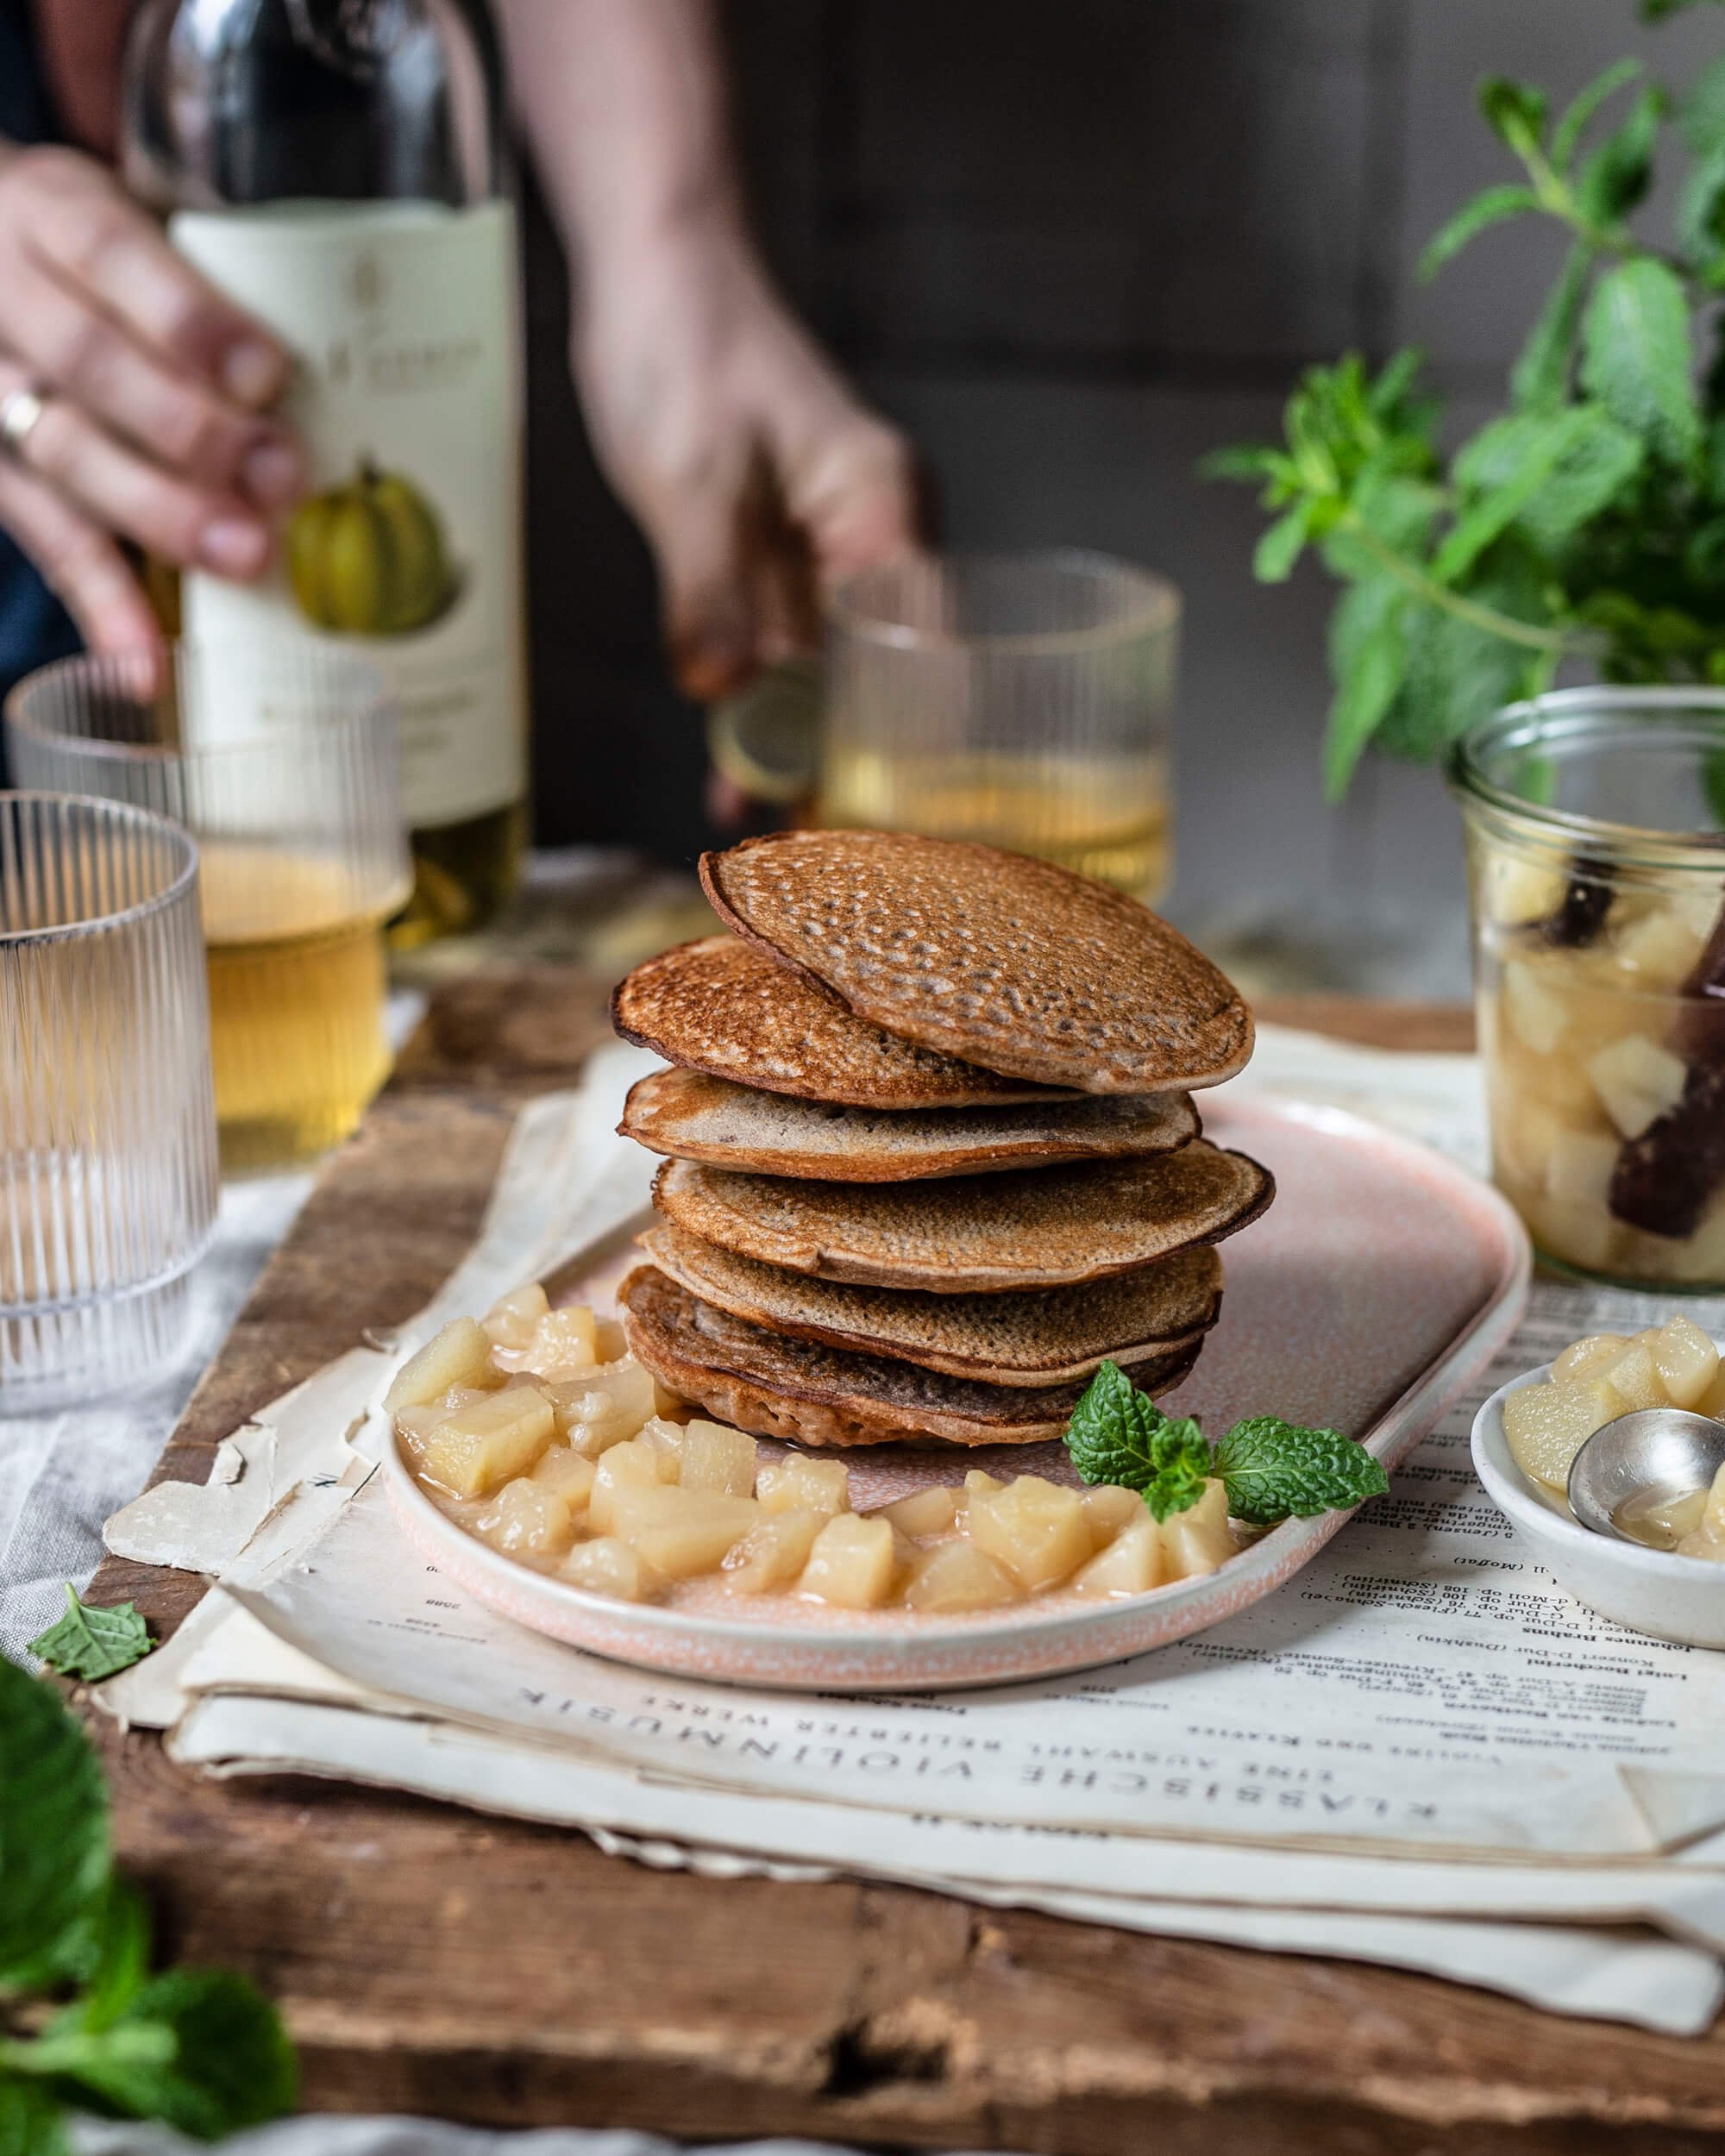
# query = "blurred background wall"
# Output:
<box><xmin>521</xmin><ymin>0</ymin><xmax>1725</xmax><ymax>995</ymax></box>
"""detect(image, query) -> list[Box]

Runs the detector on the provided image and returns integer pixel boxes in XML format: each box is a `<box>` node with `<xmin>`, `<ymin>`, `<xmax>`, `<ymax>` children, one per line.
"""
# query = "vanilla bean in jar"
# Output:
<box><xmin>1452</xmin><ymin>688</ymin><xmax>1725</xmax><ymax>1288</ymax></box>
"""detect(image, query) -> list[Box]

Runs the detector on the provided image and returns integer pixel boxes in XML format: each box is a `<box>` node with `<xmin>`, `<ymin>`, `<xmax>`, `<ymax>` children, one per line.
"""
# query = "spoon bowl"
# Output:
<box><xmin>1567</xmin><ymin>1410</ymin><xmax>1725</xmax><ymax>1543</ymax></box>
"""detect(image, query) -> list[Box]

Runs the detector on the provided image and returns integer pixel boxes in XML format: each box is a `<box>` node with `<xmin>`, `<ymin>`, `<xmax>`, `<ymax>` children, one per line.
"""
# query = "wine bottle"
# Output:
<box><xmin>122</xmin><ymin>0</ymin><xmax>528</xmax><ymax>942</ymax></box>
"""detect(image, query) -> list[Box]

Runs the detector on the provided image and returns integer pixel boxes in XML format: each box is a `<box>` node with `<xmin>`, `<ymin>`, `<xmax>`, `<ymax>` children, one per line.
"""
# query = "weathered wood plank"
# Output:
<box><xmin>90</xmin><ymin>981</ymin><xmax>1725</xmax><ymax>2154</ymax></box>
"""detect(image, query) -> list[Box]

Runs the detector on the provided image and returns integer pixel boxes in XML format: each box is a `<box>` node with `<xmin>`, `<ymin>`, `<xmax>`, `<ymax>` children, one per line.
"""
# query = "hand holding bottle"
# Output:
<box><xmin>0</xmin><ymin>141</ymin><xmax>304</xmax><ymax>656</ymax></box>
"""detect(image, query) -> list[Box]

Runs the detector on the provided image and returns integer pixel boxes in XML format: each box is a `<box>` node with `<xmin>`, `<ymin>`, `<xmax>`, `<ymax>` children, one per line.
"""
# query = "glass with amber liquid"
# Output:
<box><xmin>820</xmin><ymin>551</ymin><xmax>1179</xmax><ymax>902</ymax></box>
<box><xmin>7</xmin><ymin>643</ymin><xmax>410</xmax><ymax>1171</ymax></box>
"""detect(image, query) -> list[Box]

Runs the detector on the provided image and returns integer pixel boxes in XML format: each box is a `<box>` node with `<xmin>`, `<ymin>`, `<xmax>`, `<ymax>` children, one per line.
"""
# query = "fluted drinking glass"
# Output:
<box><xmin>8</xmin><ymin>643</ymin><xmax>411</xmax><ymax>1171</ymax></box>
<box><xmin>819</xmin><ymin>550</ymin><xmax>1180</xmax><ymax>902</ymax></box>
<box><xmin>1</xmin><ymin>792</ymin><xmax>217</xmax><ymax>1408</ymax></box>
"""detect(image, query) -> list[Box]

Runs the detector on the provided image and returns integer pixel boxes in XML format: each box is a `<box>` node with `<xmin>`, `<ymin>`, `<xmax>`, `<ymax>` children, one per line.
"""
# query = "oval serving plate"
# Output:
<box><xmin>382</xmin><ymin>1094</ymin><xmax>1531</xmax><ymax>1691</ymax></box>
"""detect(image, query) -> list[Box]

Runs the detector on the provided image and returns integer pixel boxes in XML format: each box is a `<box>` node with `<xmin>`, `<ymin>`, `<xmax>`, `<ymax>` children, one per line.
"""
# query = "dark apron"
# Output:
<box><xmin>0</xmin><ymin>0</ymin><xmax>82</xmax><ymax>764</ymax></box>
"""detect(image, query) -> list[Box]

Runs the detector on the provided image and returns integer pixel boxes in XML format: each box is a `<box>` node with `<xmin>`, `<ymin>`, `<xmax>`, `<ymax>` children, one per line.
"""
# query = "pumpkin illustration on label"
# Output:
<box><xmin>286</xmin><ymin>459</ymin><xmax>457</xmax><ymax>635</ymax></box>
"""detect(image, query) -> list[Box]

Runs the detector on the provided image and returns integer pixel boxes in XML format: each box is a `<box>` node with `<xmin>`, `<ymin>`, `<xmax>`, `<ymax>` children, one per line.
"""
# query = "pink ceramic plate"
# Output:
<box><xmin>383</xmin><ymin>1094</ymin><xmax>1531</xmax><ymax>1692</ymax></box>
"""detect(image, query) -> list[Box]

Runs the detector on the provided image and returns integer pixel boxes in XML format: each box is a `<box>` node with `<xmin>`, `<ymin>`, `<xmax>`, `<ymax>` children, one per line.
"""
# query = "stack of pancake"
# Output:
<box><xmin>612</xmin><ymin>830</ymin><xmax>1270</xmax><ymax>1449</ymax></box>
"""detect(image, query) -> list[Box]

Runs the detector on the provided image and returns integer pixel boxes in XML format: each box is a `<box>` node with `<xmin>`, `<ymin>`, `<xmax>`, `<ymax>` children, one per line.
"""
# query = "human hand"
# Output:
<box><xmin>573</xmin><ymin>228</ymin><xmax>920</xmax><ymax>705</ymax></box>
<box><xmin>0</xmin><ymin>144</ymin><xmax>304</xmax><ymax>658</ymax></box>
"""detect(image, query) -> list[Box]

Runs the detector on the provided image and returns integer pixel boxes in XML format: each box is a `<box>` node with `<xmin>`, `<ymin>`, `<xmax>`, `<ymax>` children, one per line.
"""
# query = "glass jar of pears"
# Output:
<box><xmin>1452</xmin><ymin>689</ymin><xmax>1725</xmax><ymax>1289</ymax></box>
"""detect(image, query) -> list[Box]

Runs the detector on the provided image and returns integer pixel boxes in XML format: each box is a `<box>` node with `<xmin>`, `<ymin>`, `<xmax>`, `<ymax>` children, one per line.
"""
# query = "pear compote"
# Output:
<box><xmin>1503</xmin><ymin>1314</ymin><xmax>1722</xmax><ymax>1507</ymax></box>
<box><xmin>1454</xmin><ymin>691</ymin><xmax>1725</xmax><ymax>1289</ymax></box>
<box><xmin>386</xmin><ymin>1281</ymin><xmax>1238</xmax><ymax>1610</ymax></box>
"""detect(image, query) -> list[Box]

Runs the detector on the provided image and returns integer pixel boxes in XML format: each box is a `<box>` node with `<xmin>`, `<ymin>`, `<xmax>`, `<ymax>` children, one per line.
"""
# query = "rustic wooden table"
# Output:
<box><xmin>85</xmin><ymin>980</ymin><xmax>1725</xmax><ymax>2153</ymax></box>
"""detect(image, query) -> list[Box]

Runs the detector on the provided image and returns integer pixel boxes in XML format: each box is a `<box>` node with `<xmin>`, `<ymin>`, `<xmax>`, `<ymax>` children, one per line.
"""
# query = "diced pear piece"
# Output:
<box><xmin>1485</xmin><ymin>856</ymin><xmax>1566</xmax><ymax>928</ymax></box>
<box><xmin>1648</xmin><ymin>1316</ymin><xmax>1721</xmax><ymax>1408</ymax></box>
<box><xmin>603</xmin><ymin>1485</ymin><xmax>758</xmax><ymax>1577</ymax></box>
<box><xmin>1696</xmin><ymin>1359</ymin><xmax>1725</xmax><ymax>1420</ymax></box>
<box><xmin>798</xmin><ymin>1514</ymin><xmax>895</xmax><ymax>1608</ymax></box>
<box><xmin>385</xmin><ymin>1317</ymin><xmax>498</xmax><ymax>1412</ymax></box>
<box><xmin>475</xmin><ymin>1476</ymin><xmax>577</xmax><ymax>1558</ymax></box>
<box><xmin>879</xmin><ymin>1486</ymin><xmax>960</xmax><ymax>1539</ymax></box>
<box><xmin>1613</xmin><ymin>902</ymin><xmax>1705</xmax><ymax>990</ymax></box>
<box><xmin>901</xmin><ymin>1539</ymin><xmax>1023</xmax><ymax>1614</ymax></box>
<box><xmin>637</xmin><ymin>1415</ymin><xmax>687</xmax><ymax>1475</ymax></box>
<box><xmin>480</xmin><ymin>1282</ymin><xmax>549</xmax><ymax>1352</ymax></box>
<box><xmin>1503</xmin><ymin>1377</ymin><xmax>1619</xmax><ymax>1492</ymax></box>
<box><xmin>1552</xmin><ymin>1333</ymin><xmax>1628</xmax><ymax>1383</ymax></box>
<box><xmin>547</xmin><ymin>1357</ymin><xmax>656</xmax><ymax>1455</ymax></box>
<box><xmin>679</xmin><ymin>1420</ymin><xmax>758</xmax><ymax>1498</ymax></box>
<box><xmin>594</xmin><ymin>1314</ymin><xmax>628</xmax><ymax>1363</ymax></box>
<box><xmin>419</xmin><ymin>1384</ymin><xmax>555</xmax><ymax>1499</ymax></box>
<box><xmin>1585</xmin><ymin>1034</ymin><xmax>1687</xmax><ymax>1142</ymax></box>
<box><xmin>561</xmin><ymin>1536</ymin><xmax>658</xmax><ymax>1602</ymax></box>
<box><xmin>1081</xmin><ymin>1485</ymin><xmax>1145</xmax><ymax>1550</ymax></box>
<box><xmin>966</xmin><ymin>1476</ymin><xmax>1090</xmax><ymax>1592</ymax></box>
<box><xmin>720</xmin><ymin>1507</ymin><xmax>827</xmax><ymax>1594</ymax></box>
<box><xmin>589</xmin><ymin>1438</ymin><xmax>672</xmax><ymax>1532</ymax></box>
<box><xmin>504</xmin><ymin>1304</ymin><xmax>599</xmax><ymax>1378</ymax></box>
<box><xmin>963</xmin><ymin>1469</ymin><xmax>1006</xmax><ymax>1499</ymax></box>
<box><xmin>1599</xmin><ymin>1340</ymin><xmax>1665</xmax><ymax>1415</ymax></box>
<box><xmin>1161</xmin><ymin>1479</ymin><xmax>1235</xmax><ymax>1581</ymax></box>
<box><xmin>1544</xmin><ymin>1129</ymin><xmax>1617</xmax><ymax>1210</ymax></box>
<box><xmin>1071</xmin><ymin>1512</ymin><xmax>1164</xmax><ymax>1598</ymax></box>
<box><xmin>652</xmin><ymin>1380</ymin><xmax>694</xmax><ymax>1420</ymax></box>
<box><xmin>529</xmin><ymin>1445</ymin><xmax>597</xmax><ymax>1511</ymax></box>
<box><xmin>757</xmin><ymin>1455</ymin><xmax>850</xmax><ymax>1517</ymax></box>
<box><xmin>1502</xmin><ymin>961</ymin><xmax>1569</xmax><ymax>1056</ymax></box>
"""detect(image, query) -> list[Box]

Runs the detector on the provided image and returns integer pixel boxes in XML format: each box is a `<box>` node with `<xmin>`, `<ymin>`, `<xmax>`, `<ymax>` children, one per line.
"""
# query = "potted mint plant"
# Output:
<box><xmin>1220</xmin><ymin>5</ymin><xmax>1725</xmax><ymax>1292</ymax></box>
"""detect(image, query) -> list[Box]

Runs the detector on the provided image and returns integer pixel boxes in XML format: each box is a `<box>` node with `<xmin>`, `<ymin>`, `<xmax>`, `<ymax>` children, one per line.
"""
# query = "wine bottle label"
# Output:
<box><xmin>171</xmin><ymin>199</ymin><xmax>527</xmax><ymax>830</ymax></box>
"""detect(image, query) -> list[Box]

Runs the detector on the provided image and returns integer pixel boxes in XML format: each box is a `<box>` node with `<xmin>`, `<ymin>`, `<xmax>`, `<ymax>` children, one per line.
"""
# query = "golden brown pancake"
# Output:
<box><xmin>618</xmin><ymin>1264</ymin><xmax>1204</xmax><ymax>1449</ymax></box>
<box><xmin>699</xmin><ymin>830</ymin><xmax>1252</xmax><ymax>1094</ymax></box>
<box><xmin>640</xmin><ymin>1225</ymin><xmax>1222</xmax><ymax>1385</ymax></box>
<box><xmin>652</xmin><ymin>1143</ymin><xmax>1273</xmax><ymax>1293</ymax></box>
<box><xmin>611</xmin><ymin>936</ymin><xmax>1066</xmax><ymax>1110</ymax></box>
<box><xmin>619</xmin><ymin>1065</ymin><xmax>1198</xmax><ymax>1181</ymax></box>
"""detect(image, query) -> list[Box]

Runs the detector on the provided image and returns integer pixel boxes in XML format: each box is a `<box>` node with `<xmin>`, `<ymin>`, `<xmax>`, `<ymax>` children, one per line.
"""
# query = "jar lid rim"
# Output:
<box><xmin>1450</xmin><ymin>689</ymin><xmax>1725</xmax><ymax>865</ymax></box>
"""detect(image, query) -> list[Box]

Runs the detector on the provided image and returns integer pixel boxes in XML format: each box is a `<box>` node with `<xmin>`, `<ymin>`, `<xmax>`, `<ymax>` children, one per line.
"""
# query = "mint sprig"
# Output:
<box><xmin>1211</xmin><ymin>1414</ymin><xmax>1392</xmax><ymax>1525</ymax></box>
<box><xmin>1063</xmin><ymin>1362</ymin><xmax>1389</xmax><ymax>1525</ymax></box>
<box><xmin>27</xmin><ymin>1588</ymin><xmax>152</xmax><ymax>1683</ymax></box>
<box><xmin>0</xmin><ymin>1652</ymin><xmax>297</xmax><ymax>2144</ymax></box>
<box><xmin>1064</xmin><ymin>1361</ymin><xmax>1211</xmax><ymax>1520</ymax></box>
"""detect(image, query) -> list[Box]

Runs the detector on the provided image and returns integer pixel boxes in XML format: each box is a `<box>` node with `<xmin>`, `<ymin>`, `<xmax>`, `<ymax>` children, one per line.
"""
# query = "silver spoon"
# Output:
<box><xmin>1567</xmin><ymin>1410</ymin><xmax>1725</xmax><ymax>1543</ymax></box>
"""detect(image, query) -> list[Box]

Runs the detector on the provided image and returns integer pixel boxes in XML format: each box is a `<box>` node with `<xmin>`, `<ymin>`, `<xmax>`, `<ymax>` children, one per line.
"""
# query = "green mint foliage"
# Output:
<box><xmin>0</xmin><ymin>1654</ymin><xmax>297</xmax><ymax>2145</ymax></box>
<box><xmin>1063</xmin><ymin>1361</ymin><xmax>1211</xmax><ymax>1520</ymax></box>
<box><xmin>1211</xmin><ymin>1417</ymin><xmax>1391</xmax><ymax>1526</ymax></box>
<box><xmin>1063</xmin><ymin>1366</ymin><xmax>1389</xmax><ymax>1526</ymax></box>
<box><xmin>1212</xmin><ymin>23</ymin><xmax>1725</xmax><ymax>793</ymax></box>
<box><xmin>0</xmin><ymin>1656</ymin><xmax>110</xmax><ymax>1988</ymax></box>
<box><xmin>26</xmin><ymin>1589</ymin><xmax>152</xmax><ymax>1684</ymax></box>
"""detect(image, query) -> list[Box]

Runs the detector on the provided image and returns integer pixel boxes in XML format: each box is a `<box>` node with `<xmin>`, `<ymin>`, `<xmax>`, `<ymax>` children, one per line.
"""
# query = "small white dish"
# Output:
<box><xmin>1471</xmin><ymin>1360</ymin><xmax>1725</xmax><ymax>1649</ymax></box>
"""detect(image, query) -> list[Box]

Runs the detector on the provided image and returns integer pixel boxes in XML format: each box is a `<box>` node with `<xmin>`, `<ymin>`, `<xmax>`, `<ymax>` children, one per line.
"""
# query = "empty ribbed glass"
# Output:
<box><xmin>7</xmin><ymin>643</ymin><xmax>411</xmax><ymax>1172</ymax></box>
<box><xmin>1</xmin><ymin>792</ymin><xmax>218</xmax><ymax>1409</ymax></box>
<box><xmin>820</xmin><ymin>550</ymin><xmax>1181</xmax><ymax>902</ymax></box>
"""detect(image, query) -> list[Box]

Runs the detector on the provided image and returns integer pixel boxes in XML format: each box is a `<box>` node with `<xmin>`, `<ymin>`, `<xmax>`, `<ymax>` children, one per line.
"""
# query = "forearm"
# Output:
<box><xmin>499</xmin><ymin>0</ymin><xmax>754</xmax><ymax>295</ymax></box>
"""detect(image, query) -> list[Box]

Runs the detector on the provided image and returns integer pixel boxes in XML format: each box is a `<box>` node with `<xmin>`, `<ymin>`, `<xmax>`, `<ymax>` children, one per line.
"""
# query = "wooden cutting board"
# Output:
<box><xmin>83</xmin><ymin>976</ymin><xmax>1725</xmax><ymax>2152</ymax></box>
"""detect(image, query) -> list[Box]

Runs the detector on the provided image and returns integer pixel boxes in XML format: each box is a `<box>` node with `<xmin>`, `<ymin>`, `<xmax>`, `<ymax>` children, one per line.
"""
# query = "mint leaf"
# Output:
<box><xmin>1477</xmin><ymin>77</ymin><xmax>1547</xmax><ymax>158</ymax></box>
<box><xmin>1063</xmin><ymin>1362</ymin><xmax>1212</xmax><ymax>1520</ymax></box>
<box><xmin>1552</xmin><ymin>59</ymin><xmax>1644</xmax><ymax>170</ymax></box>
<box><xmin>1511</xmin><ymin>242</ymin><xmax>1592</xmax><ymax>413</ymax></box>
<box><xmin>27</xmin><ymin>1589</ymin><xmax>151</xmax><ymax>1684</ymax></box>
<box><xmin>0</xmin><ymin>1655</ymin><xmax>110</xmax><ymax>1988</ymax></box>
<box><xmin>26</xmin><ymin>1970</ymin><xmax>298</xmax><ymax>2141</ymax></box>
<box><xmin>1580</xmin><ymin>259</ymin><xmax>1700</xmax><ymax>467</ymax></box>
<box><xmin>0</xmin><ymin>2078</ymin><xmax>68</xmax><ymax>2156</ymax></box>
<box><xmin>1213</xmin><ymin>1418</ymin><xmax>1390</xmax><ymax>1526</ymax></box>
<box><xmin>1418</xmin><ymin>185</ymin><xmax>1540</xmax><ymax>283</ymax></box>
<box><xmin>1575</xmin><ymin>85</ymin><xmax>1664</xmax><ymax>224</ymax></box>
<box><xmin>1252</xmin><ymin>502</ymin><xmax>1315</xmax><ymax>583</ymax></box>
<box><xmin>1322</xmin><ymin>576</ymin><xmax>1407</xmax><ymax>800</ymax></box>
<box><xmin>1450</xmin><ymin>405</ymin><xmax>1642</xmax><ymax>557</ymax></box>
